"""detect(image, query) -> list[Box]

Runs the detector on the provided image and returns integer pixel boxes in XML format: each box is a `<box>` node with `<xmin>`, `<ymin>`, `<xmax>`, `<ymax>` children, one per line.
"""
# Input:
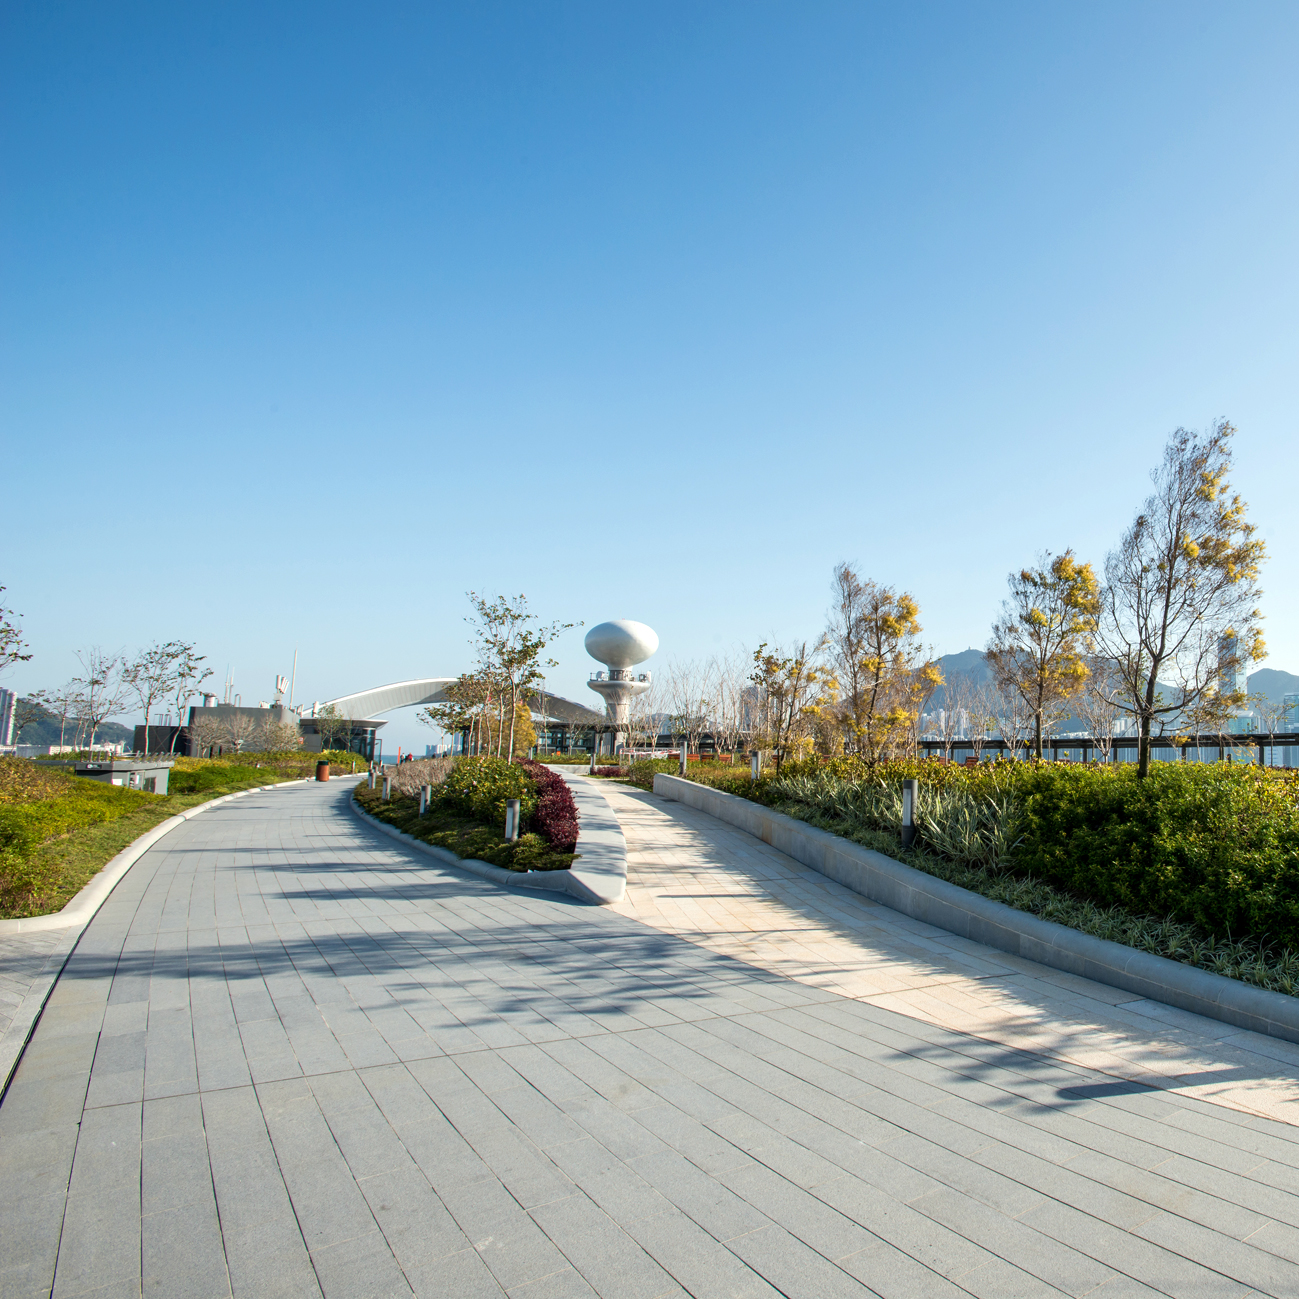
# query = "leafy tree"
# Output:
<box><xmin>466</xmin><ymin>592</ymin><xmax>576</xmax><ymax>760</ymax></box>
<box><xmin>419</xmin><ymin>671</ymin><xmax>495</xmax><ymax>754</ymax></box>
<box><xmin>748</xmin><ymin>642</ymin><xmax>831</xmax><ymax>770</ymax></box>
<box><xmin>825</xmin><ymin>571</ymin><xmax>941</xmax><ymax>765</ymax></box>
<box><xmin>124</xmin><ymin>641</ymin><xmax>198</xmax><ymax>755</ymax></box>
<box><xmin>985</xmin><ymin>550</ymin><xmax>1101</xmax><ymax>759</ymax></box>
<box><xmin>1096</xmin><ymin>420</ymin><xmax>1266</xmax><ymax>778</ymax></box>
<box><xmin>0</xmin><ymin>586</ymin><xmax>32</xmax><ymax>676</ymax></box>
<box><xmin>313</xmin><ymin>703</ymin><xmax>352</xmax><ymax>752</ymax></box>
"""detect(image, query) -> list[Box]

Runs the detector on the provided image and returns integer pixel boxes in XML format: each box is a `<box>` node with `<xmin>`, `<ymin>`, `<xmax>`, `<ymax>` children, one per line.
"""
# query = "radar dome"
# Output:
<box><xmin>584</xmin><ymin>620</ymin><xmax>659</xmax><ymax>669</ymax></box>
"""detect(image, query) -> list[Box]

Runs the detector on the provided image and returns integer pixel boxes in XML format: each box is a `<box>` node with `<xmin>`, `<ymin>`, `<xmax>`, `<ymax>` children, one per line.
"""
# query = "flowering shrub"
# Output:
<box><xmin>518</xmin><ymin>759</ymin><xmax>580</xmax><ymax>851</ymax></box>
<box><xmin>442</xmin><ymin>756</ymin><xmax>536</xmax><ymax>827</ymax></box>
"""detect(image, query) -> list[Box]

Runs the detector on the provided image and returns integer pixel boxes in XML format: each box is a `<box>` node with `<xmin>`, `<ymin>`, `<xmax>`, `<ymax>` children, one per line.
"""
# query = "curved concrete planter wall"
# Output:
<box><xmin>654</xmin><ymin>773</ymin><xmax>1299</xmax><ymax>1046</ymax></box>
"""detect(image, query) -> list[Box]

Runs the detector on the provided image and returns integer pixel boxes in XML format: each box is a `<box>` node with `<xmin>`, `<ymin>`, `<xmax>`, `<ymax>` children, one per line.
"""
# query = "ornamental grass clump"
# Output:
<box><xmin>388</xmin><ymin>756</ymin><xmax>457</xmax><ymax>799</ymax></box>
<box><xmin>718</xmin><ymin>754</ymin><xmax>1299</xmax><ymax>998</ymax></box>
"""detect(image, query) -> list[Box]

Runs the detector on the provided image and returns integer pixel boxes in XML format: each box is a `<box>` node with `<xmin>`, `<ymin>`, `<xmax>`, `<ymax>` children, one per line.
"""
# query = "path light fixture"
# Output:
<box><xmin>382</xmin><ymin>775</ymin><xmax>391</xmax><ymax>801</ymax></box>
<box><xmin>679</xmin><ymin>745</ymin><xmax>687</xmax><ymax>778</ymax></box>
<box><xmin>419</xmin><ymin>784</ymin><xmax>430</xmax><ymax>816</ymax></box>
<box><xmin>901</xmin><ymin>779</ymin><xmax>918</xmax><ymax>849</ymax></box>
<box><xmin>504</xmin><ymin>799</ymin><xmax>521</xmax><ymax>841</ymax></box>
<box><xmin>750</xmin><ymin>752</ymin><xmax>760</xmax><ymax>783</ymax></box>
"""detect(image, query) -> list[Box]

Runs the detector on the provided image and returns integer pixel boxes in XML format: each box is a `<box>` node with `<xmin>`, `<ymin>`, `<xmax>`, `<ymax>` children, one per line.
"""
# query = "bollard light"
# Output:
<box><xmin>419</xmin><ymin>784</ymin><xmax>430</xmax><ymax>816</ymax></box>
<box><xmin>679</xmin><ymin>745</ymin><xmax>687</xmax><ymax>777</ymax></box>
<box><xmin>382</xmin><ymin>775</ymin><xmax>391</xmax><ymax>801</ymax></box>
<box><xmin>368</xmin><ymin>770</ymin><xmax>375</xmax><ymax>790</ymax></box>
<box><xmin>750</xmin><ymin>751</ymin><xmax>760</xmax><ymax>783</ymax></box>
<box><xmin>901</xmin><ymin>778</ymin><xmax>917</xmax><ymax>848</ymax></box>
<box><xmin>505</xmin><ymin>798</ymin><xmax>520</xmax><ymax>841</ymax></box>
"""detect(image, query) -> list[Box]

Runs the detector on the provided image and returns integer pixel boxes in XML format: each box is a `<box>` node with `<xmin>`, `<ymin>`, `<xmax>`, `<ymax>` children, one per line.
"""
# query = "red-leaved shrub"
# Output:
<box><xmin>518</xmin><ymin>759</ymin><xmax>580</xmax><ymax>851</ymax></box>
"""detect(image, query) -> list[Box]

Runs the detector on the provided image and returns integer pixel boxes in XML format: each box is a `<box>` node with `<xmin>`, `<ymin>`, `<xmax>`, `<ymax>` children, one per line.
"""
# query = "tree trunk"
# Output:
<box><xmin>1137</xmin><ymin>714</ymin><xmax>1152</xmax><ymax>779</ymax></box>
<box><xmin>1034</xmin><ymin>711</ymin><xmax>1043</xmax><ymax>759</ymax></box>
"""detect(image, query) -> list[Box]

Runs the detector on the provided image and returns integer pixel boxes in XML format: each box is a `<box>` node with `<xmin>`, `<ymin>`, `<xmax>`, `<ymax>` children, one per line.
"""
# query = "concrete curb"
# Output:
<box><xmin>348</xmin><ymin>774</ymin><xmax>626</xmax><ymax>905</ymax></box>
<box><xmin>0</xmin><ymin>777</ymin><xmax>316</xmax><ymax>937</ymax></box>
<box><xmin>0</xmin><ymin>776</ymin><xmax>315</xmax><ymax>1101</ymax></box>
<box><xmin>654</xmin><ymin>773</ymin><xmax>1299</xmax><ymax>1046</ymax></box>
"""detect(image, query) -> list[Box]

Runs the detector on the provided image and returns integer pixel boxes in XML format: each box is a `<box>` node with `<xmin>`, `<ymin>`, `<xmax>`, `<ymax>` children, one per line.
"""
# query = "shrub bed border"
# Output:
<box><xmin>349</xmin><ymin>770</ymin><xmax>626</xmax><ymax>905</ymax></box>
<box><xmin>653</xmin><ymin>773</ymin><xmax>1299</xmax><ymax>1046</ymax></box>
<box><xmin>0</xmin><ymin>778</ymin><xmax>314</xmax><ymax>936</ymax></box>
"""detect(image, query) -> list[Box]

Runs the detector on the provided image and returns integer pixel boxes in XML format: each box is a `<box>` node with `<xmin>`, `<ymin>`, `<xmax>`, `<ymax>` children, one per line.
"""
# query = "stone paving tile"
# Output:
<box><xmin>4</xmin><ymin>779</ymin><xmax>1299</xmax><ymax>1297</ymax></box>
<box><xmin>604</xmin><ymin>781</ymin><xmax>1299</xmax><ymax>1127</ymax></box>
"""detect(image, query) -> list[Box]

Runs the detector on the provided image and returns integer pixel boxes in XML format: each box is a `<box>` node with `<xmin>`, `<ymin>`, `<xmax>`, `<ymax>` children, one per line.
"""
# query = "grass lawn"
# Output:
<box><xmin>0</xmin><ymin>751</ymin><xmax>358</xmax><ymax>920</ymax></box>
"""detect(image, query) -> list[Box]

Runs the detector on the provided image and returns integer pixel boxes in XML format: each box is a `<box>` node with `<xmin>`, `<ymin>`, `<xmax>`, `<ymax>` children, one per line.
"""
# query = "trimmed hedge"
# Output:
<box><xmin>1013</xmin><ymin>763</ymin><xmax>1299</xmax><ymax>946</ymax></box>
<box><xmin>0</xmin><ymin>760</ymin><xmax>151</xmax><ymax>856</ymax></box>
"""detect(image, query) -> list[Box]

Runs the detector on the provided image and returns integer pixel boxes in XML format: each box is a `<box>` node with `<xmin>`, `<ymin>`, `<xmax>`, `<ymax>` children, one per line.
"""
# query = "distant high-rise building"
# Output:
<box><xmin>1284</xmin><ymin>693</ymin><xmax>1299</xmax><ymax>732</ymax></box>
<box><xmin>0</xmin><ymin>687</ymin><xmax>14</xmax><ymax>746</ymax></box>
<box><xmin>1218</xmin><ymin>633</ymin><xmax>1247</xmax><ymax>696</ymax></box>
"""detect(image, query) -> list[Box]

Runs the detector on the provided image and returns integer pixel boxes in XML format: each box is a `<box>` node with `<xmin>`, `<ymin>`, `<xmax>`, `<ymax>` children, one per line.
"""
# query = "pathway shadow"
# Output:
<box><xmin>609</xmin><ymin>785</ymin><xmax>1299</xmax><ymax>1101</ymax></box>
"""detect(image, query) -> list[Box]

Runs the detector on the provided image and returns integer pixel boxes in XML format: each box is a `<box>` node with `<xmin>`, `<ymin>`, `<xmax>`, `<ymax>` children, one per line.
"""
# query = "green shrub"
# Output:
<box><xmin>722</xmin><ymin>757</ymin><xmax>1299</xmax><ymax>947</ymax></box>
<box><xmin>167</xmin><ymin>764</ymin><xmax>269</xmax><ymax>794</ymax></box>
<box><xmin>353</xmin><ymin>785</ymin><xmax>574</xmax><ymax>872</ymax></box>
<box><xmin>441</xmin><ymin>755</ymin><xmax>537</xmax><ymax>827</ymax></box>
<box><xmin>1013</xmin><ymin>762</ymin><xmax>1299</xmax><ymax>945</ymax></box>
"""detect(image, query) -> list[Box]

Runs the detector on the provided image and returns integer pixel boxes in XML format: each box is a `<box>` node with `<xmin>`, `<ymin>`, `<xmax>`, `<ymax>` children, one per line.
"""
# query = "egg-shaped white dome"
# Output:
<box><xmin>584</xmin><ymin>620</ymin><xmax>659</xmax><ymax>669</ymax></box>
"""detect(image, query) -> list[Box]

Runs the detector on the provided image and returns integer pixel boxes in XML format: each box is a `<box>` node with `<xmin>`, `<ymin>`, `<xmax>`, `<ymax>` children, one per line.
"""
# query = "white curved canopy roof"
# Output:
<box><xmin>318</xmin><ymin>679</ymin><xmax>456</xmax><ymax>718</ymax></box>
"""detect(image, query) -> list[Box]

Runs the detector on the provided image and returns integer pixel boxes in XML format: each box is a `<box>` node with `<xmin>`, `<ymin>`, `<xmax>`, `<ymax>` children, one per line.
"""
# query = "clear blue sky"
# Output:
<box><xmin>4</xmin><ymin>2</ymin><xmax>1297</xmax><ymax>754</ymax></box>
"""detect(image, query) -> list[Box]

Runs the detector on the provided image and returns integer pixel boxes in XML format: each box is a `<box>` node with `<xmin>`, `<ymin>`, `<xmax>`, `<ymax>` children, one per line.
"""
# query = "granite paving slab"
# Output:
<box><xmin>2</xmin><ymin>778</ymin><xmax>1299</xmax><ymax>1297</ymax></box>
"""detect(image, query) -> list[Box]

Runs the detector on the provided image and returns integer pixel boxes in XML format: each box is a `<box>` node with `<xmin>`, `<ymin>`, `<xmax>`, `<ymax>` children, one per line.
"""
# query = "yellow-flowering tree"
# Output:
<box><xmin>826</xmin><ymin>567</ymin><xmax>941</xmax><ymax>765</ymax></box>
<box><xmin>986</xmin><ymin>550</ymin><xmax>1101</xmax><ymax>759</ymax></box>
<box><xmin>1096</xmin><ymin>421</ymin><xmax>1266</xmax><ymax>777</ymax></box>
<box><xmin>748</xmin><ymin>641</ymin><xmax>832</xmax><ymax>770</ymax></box>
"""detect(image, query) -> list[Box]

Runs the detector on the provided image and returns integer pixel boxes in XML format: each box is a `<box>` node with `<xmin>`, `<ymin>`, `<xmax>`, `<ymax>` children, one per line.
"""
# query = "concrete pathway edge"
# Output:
<box><xmin>348</xmin><ymin>774</ymin><xmax>627</xmax><ymax>904</ymax></box>
<box><xmin>655</xmin><ymin>772</ymin><xmax>1299</xmax><ymax>1045</ymax></box>
<box><xmin>0</xmin><ymin>777</ymin><xmax>314</xmax><ymax>938</ymax></box>
<box><xmin>0</xmin><ymin>777</ymin><xmax>312</xmax><ymax>1098</ymax></box>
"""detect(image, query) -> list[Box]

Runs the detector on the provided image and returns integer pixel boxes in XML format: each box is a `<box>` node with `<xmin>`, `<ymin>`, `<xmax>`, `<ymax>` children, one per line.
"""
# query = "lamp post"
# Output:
<box><xmin>900</xmin><ymin>779</ymin><xmax>918</xmax><ymax>849</ymax></box>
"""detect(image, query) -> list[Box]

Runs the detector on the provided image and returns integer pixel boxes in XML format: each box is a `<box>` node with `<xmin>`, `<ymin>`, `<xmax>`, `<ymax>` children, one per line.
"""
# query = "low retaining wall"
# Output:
<box><xmin>653</xmin><ymin>773</ymin><xmax>1299</xmax><ymax>1046</ymax></box>
<box><xmin>349</xmin><ymin>770</ymin><xmax>626</xmax><ymax>905</ymax></box>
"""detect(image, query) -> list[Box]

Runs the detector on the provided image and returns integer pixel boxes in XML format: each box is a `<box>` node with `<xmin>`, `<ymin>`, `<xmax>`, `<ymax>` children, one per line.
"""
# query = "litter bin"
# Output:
<box><xmin>315</xmin><ymin>761</ymin><xmax>330</xmax><ymax>782</ymax></box>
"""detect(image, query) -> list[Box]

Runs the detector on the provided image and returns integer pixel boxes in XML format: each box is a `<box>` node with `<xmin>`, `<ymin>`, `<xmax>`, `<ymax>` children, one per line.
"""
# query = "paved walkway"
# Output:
<box><xmin>5</xmin><ymin>780</ymin><xmax>1299</xmax><ymax>1297</ymax></box>
<box><xmin>602</xmin><ymin>783</ymin><xmax>1299</xmax><ymax>1128</ymax></box>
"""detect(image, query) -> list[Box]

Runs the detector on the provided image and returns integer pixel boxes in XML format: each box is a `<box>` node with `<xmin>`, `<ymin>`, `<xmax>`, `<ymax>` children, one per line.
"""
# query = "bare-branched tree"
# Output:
<box><xmin>0</xmin><ymin>586</ymin><xmax>32</xmax><ymax>676</ymax></box>
<box><xmin>1095</xmin><ymin>420</ymin><xmax>1266</xmax><ymax>778</ymax></box>
<box><xmin>73</xmin><ymin>648</ymin><xmax>127</xmax><ymax>753</ymax></box>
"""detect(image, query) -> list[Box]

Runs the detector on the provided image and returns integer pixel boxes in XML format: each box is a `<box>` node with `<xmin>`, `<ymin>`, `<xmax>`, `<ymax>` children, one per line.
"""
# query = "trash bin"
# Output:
<box><xmin>316</xmin><ymin>761</ymin><xmax>330</xmax><ymax>782</ymax></box>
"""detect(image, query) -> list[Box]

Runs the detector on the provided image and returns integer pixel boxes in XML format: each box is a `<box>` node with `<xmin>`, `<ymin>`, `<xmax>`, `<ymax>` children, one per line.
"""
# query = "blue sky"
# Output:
<box><xmin>4</xmin><ymin>2</ymin><xmax>1297</xmax><ymax>753</ymax></box>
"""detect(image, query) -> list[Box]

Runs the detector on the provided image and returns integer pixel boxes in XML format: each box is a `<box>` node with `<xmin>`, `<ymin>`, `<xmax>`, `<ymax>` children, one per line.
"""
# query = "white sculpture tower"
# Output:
<box><xmin>586</xmin><ymin>620</ymin><xmax>659</xmax><ymax>751</ymax></box>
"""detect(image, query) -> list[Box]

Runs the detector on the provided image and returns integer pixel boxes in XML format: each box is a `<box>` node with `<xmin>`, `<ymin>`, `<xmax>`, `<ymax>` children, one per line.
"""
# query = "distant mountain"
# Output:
<box><xmin>1247</xmin><ymin>669</ymin><xmax>1299</xmax><ymax>706</ymax></box>
<box><xmin>11</xmin><ymin>697</ymin><xmax>135</xmax><ymax>748</ymax></box>
<box><xmin>927</xmin><ymin>655</ymin><xmax>1297</xmax><ymax>721</ymax></box>
<box><xmin>927</xmin><ymin>650</ymin><xmax>992</xmax><ymax>711</ymax></box>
